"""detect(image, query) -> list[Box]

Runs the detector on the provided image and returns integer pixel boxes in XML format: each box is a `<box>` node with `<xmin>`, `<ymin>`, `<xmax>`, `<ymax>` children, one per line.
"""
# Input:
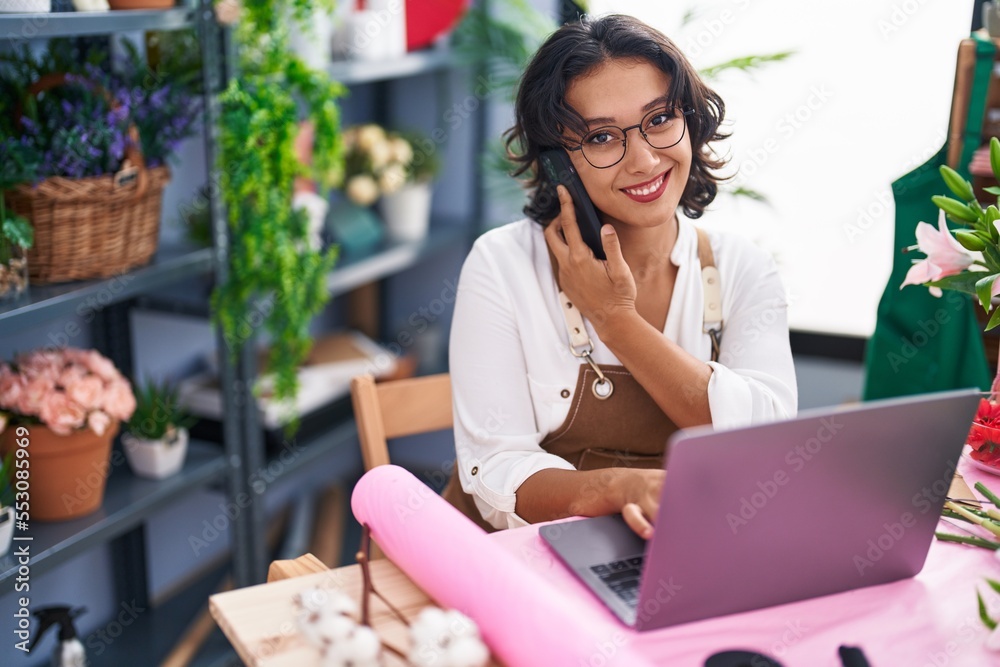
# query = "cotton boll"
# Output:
<box><xmin>449</xmin><ymin>637</ymin><xmax>490</xmax><ymax>667</ymax></box>
<box><xmin>320</xmin><ymin>625</ymin><xmax>383</xmax><ymax>667</ymax></box>
<box><xmin>408</xmin><ymin>607</ymin><xmax>488</xmax><ymax>667</ymax></box>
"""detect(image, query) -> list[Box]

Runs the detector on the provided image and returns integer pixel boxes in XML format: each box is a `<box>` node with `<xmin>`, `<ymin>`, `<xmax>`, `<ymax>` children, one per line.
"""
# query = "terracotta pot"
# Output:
<box><xmin>0</xmin><ymin>423</ymin><xmax>117</xmax><ymax>522</ymax></box>
<box><xmin>108</xmin><ymin>0</ymin><xmax>174</xmax><ymax>8</ymax></box>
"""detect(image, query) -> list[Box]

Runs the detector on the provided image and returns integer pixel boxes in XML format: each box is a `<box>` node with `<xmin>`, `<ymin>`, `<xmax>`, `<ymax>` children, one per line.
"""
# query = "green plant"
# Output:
<box><xmin>126</xmin><ymin>379</ymin><xmax>196</xmax><ymax>442</ymax></box>
<box><xmin>212</xmin><ymin>0</ymin><xmax>345</xmax><ymax>426</ymax></box>
<box><xmin>0</xmin><ymin>138</ymin><xmax>36</xmax><ymax>264</ymax></box>
<box><xmin>0</xmin><ymin>451</ymin><xmax>14</xmax><ymax>509</ymax></box>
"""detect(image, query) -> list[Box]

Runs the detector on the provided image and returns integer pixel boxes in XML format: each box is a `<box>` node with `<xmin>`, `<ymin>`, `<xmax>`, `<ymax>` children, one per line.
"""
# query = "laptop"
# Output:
<box><xmin>540</xmin><ymin>388</ymin><xmax>980</xmax><ymax>631</ymax></box>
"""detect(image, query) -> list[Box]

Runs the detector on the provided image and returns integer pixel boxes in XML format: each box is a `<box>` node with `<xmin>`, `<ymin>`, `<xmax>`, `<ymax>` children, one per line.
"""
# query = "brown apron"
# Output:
<box><xmin>442</xmin><ymin>227</ymin><xmax>720</xmax><ymax>532</ymax></box>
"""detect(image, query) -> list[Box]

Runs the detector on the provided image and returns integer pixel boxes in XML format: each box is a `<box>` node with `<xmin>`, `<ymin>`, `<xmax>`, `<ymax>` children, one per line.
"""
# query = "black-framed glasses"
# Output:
<box><xmin>567</xmin><ymin>106</ymin><xmax>696</xmax><ymax>169</ymax></box>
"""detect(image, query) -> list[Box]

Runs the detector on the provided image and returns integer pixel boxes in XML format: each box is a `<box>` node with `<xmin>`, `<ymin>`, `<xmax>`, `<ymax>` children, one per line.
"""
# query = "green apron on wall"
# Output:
<box><xmin>863</xmin><ymin>33</ymin><xmax>994</xmax><ymax>400</ymax></box>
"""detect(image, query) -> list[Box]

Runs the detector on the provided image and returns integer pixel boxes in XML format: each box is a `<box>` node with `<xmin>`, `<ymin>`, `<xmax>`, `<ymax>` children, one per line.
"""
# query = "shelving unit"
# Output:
<box><xmin>0</xmin><ymin>441</ymin><xmax>225</xmax><ymax>595</ymax></box>
<box><xmin>0</xmin><ymin>4</ymin><xmax>481</xmax><ymax>665</ymax></box>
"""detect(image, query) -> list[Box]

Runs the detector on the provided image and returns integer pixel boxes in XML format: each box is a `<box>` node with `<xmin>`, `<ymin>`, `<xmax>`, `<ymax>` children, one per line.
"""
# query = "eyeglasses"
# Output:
<box><xmin>567</xmin><ymin>106</ymin><xmax>695</xmax><ymax>169</ymax></box>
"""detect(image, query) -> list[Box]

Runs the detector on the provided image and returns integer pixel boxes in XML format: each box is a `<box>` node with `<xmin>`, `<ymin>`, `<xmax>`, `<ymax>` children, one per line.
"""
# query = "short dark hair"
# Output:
<box><xmin>505</xmin><ymin>14</ymin><xmax>728</xmax><ymax>223</ymax></box>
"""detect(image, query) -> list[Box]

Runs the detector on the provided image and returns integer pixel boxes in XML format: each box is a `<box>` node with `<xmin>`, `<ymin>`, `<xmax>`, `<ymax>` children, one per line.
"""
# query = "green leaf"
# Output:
<box><xmin>927</xmin><ymin>272</ymin><xmax>983</xmax><ymax>296</ymax></box>
<box><xmin>988</xmin><ymin>306</ymin><xmax>1000</xmax><ymax>332</ymax></box>
<box><xmin>985</xmin><ymin>186</ymin><xmax>1000</xmax><ymax>196</ymax></box>
<box><xmin>1</xmin><ymin>214</ymin><xmax>33</xmax><ymax>249</ymax></box>
<box><xmin>941</xmin><ymin>165</ymin><xmax>976</xmax><ymax>202</ymax></box>
<box><xmin>933</xmin><ymin>195</ymin><xmax>979</xmax><ymax>223</ymax></box>
<box><xmin>980</xmin><ymin>590</ymin><xmax>999</xmax><ymax>631</ymax></box>
<box><xmin>698</xmin><ymin>51</ymin><xmax>795</xmax><ymax>79</ymax></box>
<box><xmin>977</xmin><ymin>274</ymin><xmax>998</xmax><ymax>312</ymax></box>
<box><xmin>988</xmin><ymin>578</ymin><xmax>1000</xmax><ymax>595</ymax></box>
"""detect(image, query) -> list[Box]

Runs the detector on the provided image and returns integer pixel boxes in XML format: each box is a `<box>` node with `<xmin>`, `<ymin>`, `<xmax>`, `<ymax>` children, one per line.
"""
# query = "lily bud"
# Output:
<box><xmin>941</xmin><ymin>165</ymin><xmax>976</xmax><ymax>202</ymax></box>
<box><xmin>956</xmin><ymin>230</ymin><xmax>987</xmax><ymax>251</ymax></box>
<box><xmin>933</xmin><ymin>195</ymin><xmax>979</xmax><ymax>223</ymax></box>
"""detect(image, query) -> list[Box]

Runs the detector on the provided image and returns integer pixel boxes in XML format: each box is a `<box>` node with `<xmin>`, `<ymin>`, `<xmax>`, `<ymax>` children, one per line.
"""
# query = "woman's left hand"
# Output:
<box><xmin>543</xmin><ymin>185</ymin><xmax>636</xmax><ymax>324</ymax></box>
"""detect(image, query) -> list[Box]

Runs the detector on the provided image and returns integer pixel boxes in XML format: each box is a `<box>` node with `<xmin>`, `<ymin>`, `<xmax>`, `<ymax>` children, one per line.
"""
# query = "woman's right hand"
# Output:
<box><xmin>618</xmin><ymin>469</ymin><xmax>666</xmax><ymax>539</ymax></box>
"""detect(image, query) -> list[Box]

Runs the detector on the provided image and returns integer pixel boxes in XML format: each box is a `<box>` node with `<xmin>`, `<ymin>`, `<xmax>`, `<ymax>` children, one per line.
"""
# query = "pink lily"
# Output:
<box><xmin>900</xmin><ymin>210</ymin><xmax>979</xmax><ymax>297</ymax></box>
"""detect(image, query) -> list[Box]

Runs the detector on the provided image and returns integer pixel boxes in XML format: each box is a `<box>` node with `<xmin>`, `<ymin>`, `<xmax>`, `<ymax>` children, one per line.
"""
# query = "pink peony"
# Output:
<box><xmin>102</xmin><ymin>379</ymin><xmax>136</xmax><ymax>422</ymax></box>
<box><xmin>66</xmin><ymin>375</ymin><xmax>105</xmax><ymax>411</ymax></box>
<box><xmin>39</xmin><ymin>391</ymin><xmax>87</xmax><ymax>436</ymax></box>
<box><xmin>900</xmin><ymin>210</ymin><xmax>979</xmax><ymax>297</ymax></box>
<box><xmin>87</xmin><ymin>410</ymin><xmax>112</xmax><ymax>437</ymax></box>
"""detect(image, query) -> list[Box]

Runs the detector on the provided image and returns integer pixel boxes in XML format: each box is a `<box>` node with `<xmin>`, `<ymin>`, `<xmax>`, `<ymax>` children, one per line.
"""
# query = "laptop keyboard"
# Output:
<box><xmin>590</xmin><ymin>555</ymin><xmax>645</xmax><ymax>608</ymax></box>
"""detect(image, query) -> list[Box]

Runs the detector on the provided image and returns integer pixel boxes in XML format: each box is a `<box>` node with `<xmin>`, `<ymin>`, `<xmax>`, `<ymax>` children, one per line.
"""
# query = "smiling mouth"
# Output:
<box><xmin>622</xmin><ymin>170</ymin><xmax>669</xmax><ymax>198</ymax></box>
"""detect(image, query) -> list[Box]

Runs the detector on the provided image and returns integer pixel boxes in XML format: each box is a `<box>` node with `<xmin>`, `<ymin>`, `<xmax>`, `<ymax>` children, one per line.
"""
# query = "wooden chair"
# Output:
<box><xmin>350</xmin><ymin>372</ymin><xmax>453</xmax><ymax>471</ymax></box>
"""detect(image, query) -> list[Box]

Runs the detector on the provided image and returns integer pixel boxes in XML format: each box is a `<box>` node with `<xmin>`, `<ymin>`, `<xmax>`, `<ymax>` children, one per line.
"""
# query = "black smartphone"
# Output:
<box><xmin>538</xmin><ymin>149</ymin><xmax>606</xmax><ymax>260</ymax></box>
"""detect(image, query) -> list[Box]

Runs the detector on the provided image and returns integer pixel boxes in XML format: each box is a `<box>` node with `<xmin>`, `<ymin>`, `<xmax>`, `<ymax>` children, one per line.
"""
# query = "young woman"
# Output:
<box><xmin>442</xmin><ymin>14</ymin><xmax>797</xmax><ymax>538</ymax></box>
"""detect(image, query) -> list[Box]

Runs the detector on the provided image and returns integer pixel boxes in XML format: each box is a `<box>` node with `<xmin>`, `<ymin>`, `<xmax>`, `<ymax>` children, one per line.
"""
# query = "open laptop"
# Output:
<box><xmin>540</xmin><ymin>388</ymin><xmax>980</xmax><ymax>631</ymax></box>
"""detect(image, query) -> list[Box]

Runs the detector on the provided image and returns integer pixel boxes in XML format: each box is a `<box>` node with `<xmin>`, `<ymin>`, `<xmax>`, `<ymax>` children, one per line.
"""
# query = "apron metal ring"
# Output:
<box><xmin>592</xmin><ymin>377</ymin><xmax>614</xmax><ymax>400</ymax></box>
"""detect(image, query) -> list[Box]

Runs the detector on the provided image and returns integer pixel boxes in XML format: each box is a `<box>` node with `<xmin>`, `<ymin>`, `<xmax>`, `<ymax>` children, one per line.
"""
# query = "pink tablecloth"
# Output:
<box><xmin>354</xmin><ymin>461</ymin><xmax>1000</xmax><ymax>667</ymax></box>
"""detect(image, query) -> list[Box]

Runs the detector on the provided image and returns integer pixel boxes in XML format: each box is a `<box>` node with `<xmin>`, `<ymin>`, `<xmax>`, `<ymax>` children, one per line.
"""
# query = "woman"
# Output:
<box><xmin>442</xmin><ymin>14</ymin><xmax>797</xmax><ymax>538</ymax></box>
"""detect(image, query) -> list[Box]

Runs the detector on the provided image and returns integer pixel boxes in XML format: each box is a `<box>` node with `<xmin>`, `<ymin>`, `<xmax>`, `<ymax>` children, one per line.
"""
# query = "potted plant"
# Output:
<box><xmin>0</xmin><ymin>348</ymin><xmax>136</xmax><ymax>521</ymax></box>
<box><xmin>0</xmin><ymin>37</ymin><xmax>201</xmax><ymax>284</ymax></box>
<box><xmin>377</xmin><ymin>128</ymin><xmax>441</xmax><ymax>242</ymax></box>
<box><xmin>0</xmin><ymin>451</ymin><xmax>14</xmax><ymax>557</ymax></box>
<box><xmin>122</xmin><ymin>379</ymin><xmax>195</xmax><ymax>480</ymax></box>
<box><xmin>213</xmin><ymin>0</ymin><xmax>344</xmax><ymax>433</ymax></box>
<box><xmin>0</xmin><ymin>138</ymin><xmax>36</xmax><ymax>302</ymax></box>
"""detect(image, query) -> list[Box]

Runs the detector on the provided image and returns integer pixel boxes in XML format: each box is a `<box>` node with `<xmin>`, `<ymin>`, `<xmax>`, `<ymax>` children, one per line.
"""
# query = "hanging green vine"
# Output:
<box><xmin>212</xmin><ymin>0</ymin><xmax>345</xmax><ymax>426</ymax></box>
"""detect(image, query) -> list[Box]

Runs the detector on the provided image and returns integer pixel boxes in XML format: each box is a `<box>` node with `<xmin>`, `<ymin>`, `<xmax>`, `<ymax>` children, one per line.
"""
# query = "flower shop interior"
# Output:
<box><xmin>1</xmin><ymin>0</ymin><xmax>998</xmax><ymax>666</ymax></box>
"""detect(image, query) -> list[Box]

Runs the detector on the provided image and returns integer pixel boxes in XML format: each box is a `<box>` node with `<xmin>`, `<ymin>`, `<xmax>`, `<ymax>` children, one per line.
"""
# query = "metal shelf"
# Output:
<box><xmin>0</xmin><ymin>439</ymin><xmax>226</xmax><ymax>595</ymax></box>
<box><xmin>329</xmin><ymin>46</ymin><xmax>458</xmax><ymax>85</ymax></box>
<box><xmin>0</xmin><ymin>244</ymin><xmax>213</xmax><ymax>330</ymax></box>
<box><xmin>328</xmin><ymin>224</ymin><xmax>468</xmax><ymax>298</ymax></box>
<box><xmin>0</xmin><ymin>7</ymin><xmax>195</xmax><ymax>39</ymax></box>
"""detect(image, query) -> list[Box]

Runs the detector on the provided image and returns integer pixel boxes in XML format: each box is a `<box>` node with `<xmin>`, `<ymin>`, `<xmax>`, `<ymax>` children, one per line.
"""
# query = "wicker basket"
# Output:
<box><xmin>5</xmin><ymin>73</ymin><xmax>171</xmax><ymax>284</ymax></box>
<box><xmin>5</xmin><ymin>167</ymin><xmax>170</xmax><ymax>284</ymax></box>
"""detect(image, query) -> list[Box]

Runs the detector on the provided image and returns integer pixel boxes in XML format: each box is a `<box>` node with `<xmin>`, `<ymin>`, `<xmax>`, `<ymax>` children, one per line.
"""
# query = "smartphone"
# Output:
<box><xmin>538</xmin><ymin>149</ymin><xmax>606</xmax><ymax>260</ymax></box>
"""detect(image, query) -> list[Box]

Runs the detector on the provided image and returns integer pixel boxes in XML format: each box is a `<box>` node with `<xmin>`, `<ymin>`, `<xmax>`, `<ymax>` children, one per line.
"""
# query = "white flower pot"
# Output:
<box><xmin>379</xmin><ymin>182</ymin><xmax>433</xmax><ymax>242</ymax></box>
<box><xmin>0</xmin><ymin>506</ymin><xmax>13</xmax><ymax>557</ymax></box>
<box><xmin>0</xmin><ymin>0</ymin><xmax>51</xmax><ymax>11</ymax></box>
<box><xmin>123</xmin><ymin>428</ymin><xmax>189</xmax><ymax>480</ymax></box>
<box><xmin>289</xmin><ymin>11</ymin><xmax>336</xmax><ymax>71</ymax></box>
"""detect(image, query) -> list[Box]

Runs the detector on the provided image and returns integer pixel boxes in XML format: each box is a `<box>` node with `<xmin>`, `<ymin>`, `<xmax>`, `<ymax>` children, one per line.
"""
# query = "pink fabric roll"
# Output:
<box><xmin>351</xmin><ymin>465</ymin><xmax>654</xmax><ymax>667</ymax></box>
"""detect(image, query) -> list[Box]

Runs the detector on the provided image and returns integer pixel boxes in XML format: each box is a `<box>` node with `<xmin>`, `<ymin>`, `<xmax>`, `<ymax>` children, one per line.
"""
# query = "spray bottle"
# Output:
<box><xmin>29</xmin><ymin>606</ymin><xmax>87</xmax><ymax>667</ymax></box>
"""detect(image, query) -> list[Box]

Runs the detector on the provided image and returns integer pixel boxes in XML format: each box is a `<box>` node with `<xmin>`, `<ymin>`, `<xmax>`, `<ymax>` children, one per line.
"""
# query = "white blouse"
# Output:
<box><xmin>449</xmin><ymin>217</ymin><xmax>798</xmax><ymax>530</ymax></box>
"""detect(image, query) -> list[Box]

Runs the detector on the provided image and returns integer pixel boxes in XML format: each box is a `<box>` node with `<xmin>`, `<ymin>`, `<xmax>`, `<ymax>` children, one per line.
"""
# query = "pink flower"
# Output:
<box><xmin>900</xmin><ymin>210</ymin><xmax>979</xmax><ymax>297</ymax></box>
<box><xmin>102</xmin><ymin>379</ymin><xmax>136</xmax><ymax>422</ymax></box>
<box><xmin>39</xmin><ymin>392</ymin><xmax>87</xmax><ymax>436</ymax></box>
<box><xmin>0</xmin><ymin>365</ymin><xmax>25</xmax><ymax>411</ymax></box>
<box><xmin>66</xmin><ymin>375</ymin><xmax>104</xmax><ymax>412</ymax></box>
<box><xmin>87</xmin><ymin>410</ymin><xmax>112</xmax><ymax>437</ymax></box>
<box><xmin>18</xmin><ymin>376</ymin><xmax>56</xmax><ymax>418</ymax></box>
<box><xmin>83</xmin><ymin>350</ymin><xmax>120</xmax><ymax>382</ymax></box>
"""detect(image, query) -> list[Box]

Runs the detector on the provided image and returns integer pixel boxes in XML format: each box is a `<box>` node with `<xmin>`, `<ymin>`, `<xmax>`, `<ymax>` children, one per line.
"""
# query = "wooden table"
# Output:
<box><xmin>210</xmin><ymin>554</ymin><xmax>502</xmax><ymax>666</ymax></box>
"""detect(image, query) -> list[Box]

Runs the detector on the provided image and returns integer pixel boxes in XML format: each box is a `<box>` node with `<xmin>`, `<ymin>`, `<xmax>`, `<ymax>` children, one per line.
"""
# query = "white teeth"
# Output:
<box><xmin>625</xmin><ymin>173</ymin><xmax>665</xmax><ymax>197</ymax></box>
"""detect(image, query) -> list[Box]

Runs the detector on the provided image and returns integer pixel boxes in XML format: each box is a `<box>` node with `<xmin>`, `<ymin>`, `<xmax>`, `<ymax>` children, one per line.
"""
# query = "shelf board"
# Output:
<box><xmin>0</xmin><ymin>7</ymin><xmax>195</xmax><ymax>39</ymax></box>
<box><xmin>0</xmin><ymin>244</ymin><xmax>213</xmax><ymax>330</ymax></box>
<box><xmin>0</xmin><ymin>439</ymin><xmax>226</xmax><ymax>595</ymax></box>
<box><xmin>329</xmin><ymin>46</ymin><xmax>458</xmax><ymax>85</ymax></box>
<box><xmin>328</xmin><ymin>224</ymin><xmax>468</xmax><ymax>298</ymax></box>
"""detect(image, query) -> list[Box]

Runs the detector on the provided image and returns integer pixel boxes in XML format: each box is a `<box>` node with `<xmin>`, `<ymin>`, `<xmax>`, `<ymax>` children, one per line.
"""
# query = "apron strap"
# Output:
<box><xmin>549</xmin><ymin>222</ymin><xmax>723</xmax><ymax>364</ymax></box>
<box><xmin>696</xmin><ymin>227</ymin><xmax>723</xmax><ymax>362</ymax></box>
